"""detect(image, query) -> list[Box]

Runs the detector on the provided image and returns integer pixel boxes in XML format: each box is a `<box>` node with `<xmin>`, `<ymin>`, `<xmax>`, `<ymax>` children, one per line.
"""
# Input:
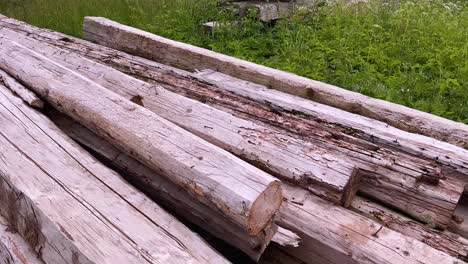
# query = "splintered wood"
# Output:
<box><xmin>0</xmin><ymin>14</ymin><xmax>468</xmax><ymax>264</ymax></box>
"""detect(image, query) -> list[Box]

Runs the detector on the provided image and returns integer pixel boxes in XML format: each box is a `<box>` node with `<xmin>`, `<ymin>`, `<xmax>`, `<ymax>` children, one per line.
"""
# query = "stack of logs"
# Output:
<box><xmin>1</xmin><ymin>14</ymin><xmax>468</xmax><ymax>264</ymax></box>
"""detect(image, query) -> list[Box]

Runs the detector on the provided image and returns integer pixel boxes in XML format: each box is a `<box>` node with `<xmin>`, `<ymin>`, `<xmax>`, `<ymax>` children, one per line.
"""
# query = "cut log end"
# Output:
<box><xmin>249</xmin><ymin>180</ymin><xmax>283</xmax><ymax>235</ymax></box>
<box><xmin>341</xmin><ymin>168</ymin><xmax>362</xmax><ymax>208</ymax></box>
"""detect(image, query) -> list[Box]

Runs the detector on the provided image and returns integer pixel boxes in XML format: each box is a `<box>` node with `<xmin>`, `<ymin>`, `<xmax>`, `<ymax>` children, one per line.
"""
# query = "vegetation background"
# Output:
<box><xmin>1</xmin><ymin>0</ymin><xmax>467</xmax><ymax>123</ymax></box>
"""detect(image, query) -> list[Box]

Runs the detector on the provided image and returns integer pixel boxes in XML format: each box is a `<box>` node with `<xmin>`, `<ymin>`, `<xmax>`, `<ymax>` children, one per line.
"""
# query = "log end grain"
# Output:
<box><xmin>341</xmin><ymin>168</ymin><xmax>362</xmax><ymax>208</ymax></box>
<box><xmin>249</xmin><ymin>180</ymin><xmax>283</xmax><ymax>235</ymax></box>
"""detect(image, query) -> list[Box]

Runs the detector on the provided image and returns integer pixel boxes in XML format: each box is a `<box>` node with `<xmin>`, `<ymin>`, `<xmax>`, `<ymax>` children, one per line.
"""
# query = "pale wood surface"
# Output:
<box><xmin>450</xmin><ymin>201</ymin><xmax>468</xmax><ymax>240</ymax></box>
<box><xmin>81</xmin><ymin>16</ymin><xmax>468</xmax><ymax>150</ymax></box>
<box><xmin>50</xmin><ymin>106</ymin><xmax>464</xmax><ymax>264</ymax></box>
<box><xmin>0</xmin><ymin>69</ymin><xmax>43</xmax><ymax>109</ymax></box>
<box><xmin>278</xmin><ymin>184</ymin><xmax>465</xmax><ymax>264</ymax></box>
<box><xmin>232</xmin><ymin>1</ymin><xmax>293</xmax><ymax>22</ymax></box>
<box><xmin>0</xmin><ymin>27</ymin><xmax>359</xmax><ymax>206</ymax></box>
<box><xmin>50</xmin><ymin>112</ymin><xmax>299</xmax><ymax>261</ymax></box>
<box><xmin>0</xmin><ymin>40</ymin><xmax>282</xmax><ymax>236</ymax></box>
<box><xmin>0</xmin><ymin>84</ymin><xmax>229</xmax><ymax>264</ymax></box>
<box><xmin>196</xmin><ymin>70</ymin><xmax>468</xmax><ymax>176</ymax></box>
<box><xmin>0</xmin><ymin>215</ymin><xmax>44</xmax><ymax>264</ymax></box>
<box><xmin>352</xmin><ymin>196</ymin><xmax>468</xmax><ymax>260</ymax></box>
<box><xmin>2</xmin><ymin>21</ymin><xmax>462</xmax><ymax>227</ymax></box>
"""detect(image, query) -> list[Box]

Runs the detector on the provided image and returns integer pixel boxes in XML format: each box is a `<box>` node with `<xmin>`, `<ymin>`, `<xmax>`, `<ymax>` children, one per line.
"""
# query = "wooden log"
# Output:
<box><xmin>259</xmin><ymin>245</ymin><xmax>304</xmax><ymax>264</ymax></box>
<box><xmin>351</xmin><ymin>196</ymin><xmax>468</xmax><ymax>260</ymax></box>
<box><xmin>1</xmin><ymin>19</ymin><xmax>465</xmax><ymax>227</ymax></box>
<box><xmin>0</xmin><ymin>214</ymin><xmax>44</xmax><ymax>264</ymax></box>
<box><xmin>49</xmin><ymin>111</ymin><xmax>299</xmax><ymax>261</ymax></box>
<box><xmin>278</xmin><ymin>184</ymin><xmax>464</xmax><ymax>264</ymax></box>
<box><xmin>231</xmin><ymin>1</ymin><xmax>294</xmax><ymax>22</ymax></box>
<box><xmin>449</xmin><ymin>196</ymin><xmax>468</xmax><ymax>239</ymax></box>
<box><xmin>195</xmin><ymin>70</ymin><xmax>468</xmax><ymax>177</ymax></box>
<box><xmin>81</xmin><ymin>16</ymin><xmax>468</xmax><ymax>150</ymax></box>
<box><xmin>0</xmin><ymin>69</ymin><xmax>43</xmax><ymax>109</ymax></box>
<box><xmin>51</xmin><ymin>111</ymin><xmax>465</xmax><ymax>264</ymax></box>
<box><xmin>0</xmin><ymin>85</ymin><xmax>229</xmax><ymax>264</ymax></box>
<box><xmin>0</xmin><ymin>40</ymin><xmax>283</xmax><ymax>237</ymax></box>
<box><xmin>0</xmin><ymin>28</ymin><xmax>359</xmax><ymax>206</ymax></box>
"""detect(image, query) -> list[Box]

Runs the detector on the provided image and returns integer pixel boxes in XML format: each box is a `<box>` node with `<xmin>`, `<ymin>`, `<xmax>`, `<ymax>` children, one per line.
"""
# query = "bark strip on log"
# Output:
<box><xmin>0</xmin><ymin>40</ymin><xmax>282</xmax><ymax>237</ymax></box>
<box><xmin>0</xmin><ymin>84</ymin><xmax>229</xmax><ymax>264</ymax></box>
<box><xmin>1</xmin><ymin>19</ymin><xmax>465</xmax><ymax>228</ymax></box>
<box><xmin>50</xmin><ymin>111</ymin><xmax>298</xmax><ymax>261</ymax></box>
<box><xmin>351</xmin><ymin>196</ymin><xmax>468</xmax><ymax>260</ymax></box>
<box><xmin>0</xmin><ymin>69</ymin><xmax>43</xmax><ymax>109</ymax></box>
<box><xmin>0</xmin><ymin>28</ymin><xmax>359</xmax><ymax>206</ymax></box>
<box><xmin>82</xmin><ymin>16</ymin><xmax>468</xmax><ymax>150</ymax></box>
<box><xmin>278</xmin><ymin>184</ymin><xmax>463</xmax><ymax>264</ymax></box>
<box><xmin>0</xmin><ymin>214</ymin><xmax>44</xmax><ymax>264</ymax></box>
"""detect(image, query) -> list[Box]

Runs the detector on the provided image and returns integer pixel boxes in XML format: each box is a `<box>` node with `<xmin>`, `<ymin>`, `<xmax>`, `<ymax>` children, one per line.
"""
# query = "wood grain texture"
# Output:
<box><xmin>2</xmin><ymin>15</ymin><xmax>467</xmax><ymax>227</ymax></box>
<box><xmin>352</xmin><ymin>196</ymin><xmax>468</xmax><ymax>260</ymax></box>
<box><xmin>82</xmin><ymin>16</ymin><xmax>468</xmax><ymax>150</ymax></box>
<box><xmin>13</xmin><ymin>30</ymin><xmax>458</xmax><ymax>228</ymax></box>
<box><xmin>196</xmin><ymin>70</ymin><xmax>468</xmax><ymax>177</ymax></box>
<box><xmin>0</xmin><ymin>69</ymin><xmax>43</xmax><ymax>109</ymax></box>
<box><xmin>0</xmin><ymin>40</ymin><xmax>282</xmax><ymax>236</ymax></box>
<box><xmin>278</xmin><ymin>184</ymin><xmax>464</xmax><ymax>264</ymax></box>
<box><xmin>52</xmin><ymin>109</ymin><xmax>464</xmax><ymax>264</ymax></box>
<box><xmin>0</xmin><ymin>84</ymin><xmax>229</xmax><ymax>264</ymax></box>
<box><xmin>50</xmin><ymin>111</ymin><xmax>298</xmax><ymax>261</ymax></box>
<box><xmin>230</xmin><ymin>1</ymin><xmax>293</xmax><ymax>22</ymax></box>
<box><xmin>0</xmin><ymin>27</ymin><xmax>359</xmax><ymax>206</ymax></box>
<box><xmin>0</xmin><ymin>214</ymin><xmax>44</xmax><ymax>264</ymax></box>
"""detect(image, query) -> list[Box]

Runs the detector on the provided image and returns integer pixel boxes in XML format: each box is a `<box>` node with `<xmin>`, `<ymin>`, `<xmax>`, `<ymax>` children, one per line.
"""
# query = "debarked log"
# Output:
<box><xmin>1</xmin><ymin>17</ymin><xmax>465</xmax><ymax>228</ymax></box>
<box><xmin>0</xmin><ymin>214</ymin><xmax>44</xmax><ymax>264</ymax></box>
<box><xmin>50</xmin><ymin>111</ymin><xmax>299</xmax><ymax>261</ymax></box>
<box><xmin>49</xmin><ymin>112</ymin><xmax>463</xmax><ymax>264</ymax></box>
<box><xmin>0</xmin><ymin>40</ymin><xmax>283</xmax><ymax>237</ymax></box>
<box><xmin>81</xmin><ymin>16</ymin><xmax>468</xmax><ymax>150</ymax></box>
<box><xmin>277</xmin><ymin>184</ymin><xmax>463</xmax><ymax>264</ymax></box>
<box><xmin>351</xmin><ymin>196</ymin><xmax>468</xmax><ymax>260</ymax></box>
<box><xmin>0</xmin><ymin>84</ymin><xmax>229</xmax><ymax>264</ymax></box>
<box><xmin>0</xmin><ymin>27</ymin><xmax>360</xmax><ymax>206</ymax></box>
<box><xmin>0</xmin><ymin>68</ymin><xmax>43</xmax><ymax>109</ymax></box>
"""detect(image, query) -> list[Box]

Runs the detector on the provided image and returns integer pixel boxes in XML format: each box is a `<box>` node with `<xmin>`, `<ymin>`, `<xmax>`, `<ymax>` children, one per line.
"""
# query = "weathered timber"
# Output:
<box><xmin>0</xmin><ymin>214</ymin><xmax>43</xmax><ymax>264</ymax></box>
<box><xmin>81</xmin><ymin>16</ymin><xmax>468</xmax><ymax>150</ymax></box>
<box><xmin>49</xmin><ymin>110</ymin><xmax>464</xmax><ymax>264</ymax></box>
<box><xmin>1</xmin><ymin>18</ymin><xmax>466</xmax><ymax>227</ymax></box>
<box><xmin>0</xmin><ymin>69</ymin><xmax>43</xmax><ymax>108</ymax></box>
<box><xmin>0</xmin><ymin>40</ymin><xmax>282</xmax><ymax>237</ymax></box>
<box><xmin>278</xmin><ymin>184</ymin><xmax>464</xmax><ymax>264</ymax></box>
<box><xmin>449</xmin><ymin>196</ymin><xmax>468</xmax><ymax>239</ymax></box>
<box><xmin>0</xmin><ymin>85</ymin><xmax>229</xmax><ymax>264</ymax></box>
<box><xmin>230</xmin><ymin>1</ymin><xmax>294</xmax><ymax>22</ymax></box>
<box><xmin>0</xmin><ymin>28</ymin><xmax>359</xmax><ymax>206</ymax></box>
<box><xmin>259</xmin><ymin>245</ymin><xmax>305</xmax><ymax>264</ymax></box>
<box><xmin>352</xmin><ymin>196</ymin><xmax>468</xmax><ymax>260</ymax></box>
<box><xmin>50</xmin><ymin>112</ymin><xmax>299</xmax><ymax>261</ymax></box>
<box><xmin>195</xmin><ymin>70</ymin><xmax>468</xmax><ymax>176</ymax></box>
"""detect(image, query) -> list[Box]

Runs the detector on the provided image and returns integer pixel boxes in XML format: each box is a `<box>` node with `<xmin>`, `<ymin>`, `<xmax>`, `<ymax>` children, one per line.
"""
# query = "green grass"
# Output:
<box><xmin>1</xmin><ymin>0</ymin><xmax>467</xmax><ymax>123</ymax></box>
